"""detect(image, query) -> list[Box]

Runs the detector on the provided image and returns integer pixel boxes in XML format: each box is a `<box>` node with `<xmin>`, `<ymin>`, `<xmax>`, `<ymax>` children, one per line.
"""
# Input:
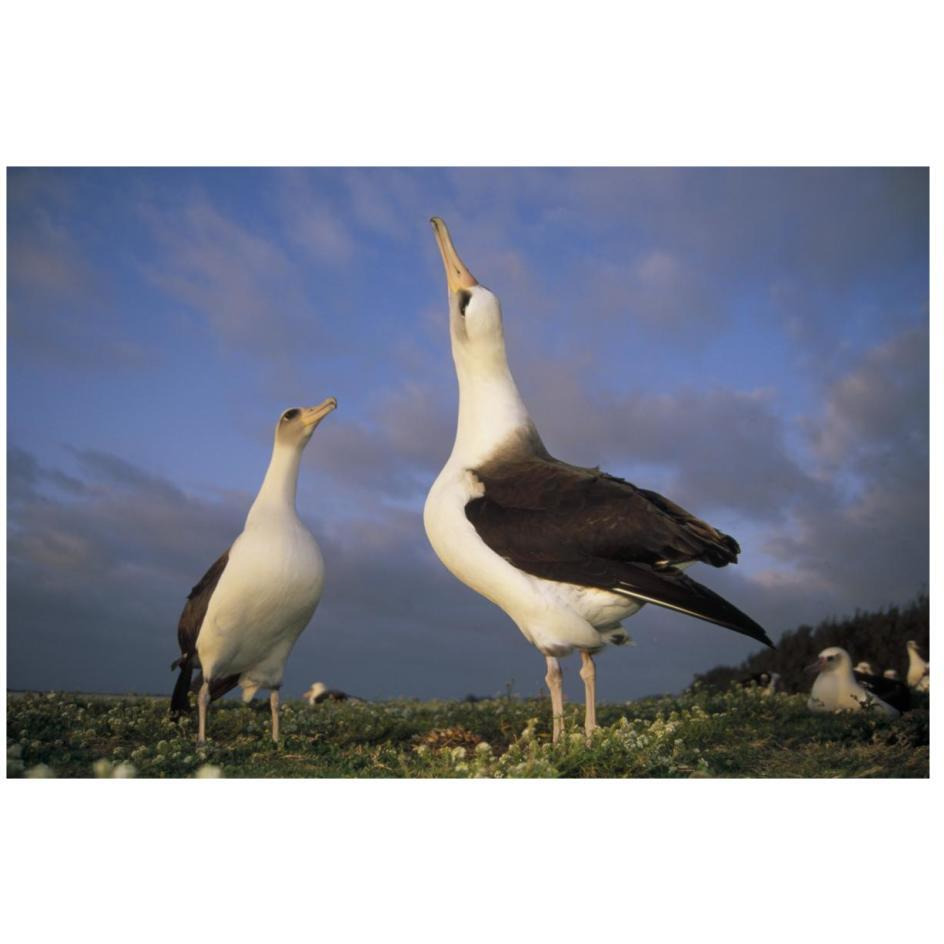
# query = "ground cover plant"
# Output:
<box><xmin>7</xmin><ymin>684</ymin><xmax>929</xmax><ymax>779</ymax></box>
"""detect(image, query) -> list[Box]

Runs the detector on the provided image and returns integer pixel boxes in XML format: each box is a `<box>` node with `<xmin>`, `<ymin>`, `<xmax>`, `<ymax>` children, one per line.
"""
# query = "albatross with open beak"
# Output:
<box><xmin>423</xmin><ymin>218</ymin><xmax>771</xmax><ymax>743</ymax></box>
<box><xmin>171</xmin><ymin>398</ymin><xmax>337</xmax><ymax>743</ymax></box>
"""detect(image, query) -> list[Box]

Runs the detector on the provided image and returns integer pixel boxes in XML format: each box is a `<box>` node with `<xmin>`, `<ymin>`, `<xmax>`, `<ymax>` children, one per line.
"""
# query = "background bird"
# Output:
<box><xmin>906</xmin><ymin>640</ymin><xmax>930</xmax><ymax>691</ymax></box>
<box><xmin>808</xmin><ymin>647</ymin><xmax>900</xmax><ymax>717</ymax></box>
<box><xmin>423</xmin><ymin>217</ymin><xmax>771</xmax><ymax>744</ymax></box>
<box><xmin>852</xmin><ymin>667</ymin><xmax>910</xmax><ymax>714</ymax></box>
<box><xmin>302</xmin><ymin>682</ymin><xmax>360</xmax><ymax>704</ymax></box>
<box><xmin>171</xmin><ymin>398</ymin><xmax>336</xmax><ymax>742</ymax></box>
<box><xmin>741</xmin><ymin>671</ymin><xmax>781</xmax><ymax>696</ymax></box>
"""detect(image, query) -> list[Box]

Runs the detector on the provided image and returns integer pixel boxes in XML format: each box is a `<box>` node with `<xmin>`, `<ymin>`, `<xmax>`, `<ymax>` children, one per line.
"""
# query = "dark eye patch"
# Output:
<box><xmin>282</xmin><ymin>408</ymin><xmax>300</xmax><ymax>422</ymax></box>
<box><xmin>457</xmin><ymin>290</ymin><xmax>472</xmax><ymax>316</ymax></box>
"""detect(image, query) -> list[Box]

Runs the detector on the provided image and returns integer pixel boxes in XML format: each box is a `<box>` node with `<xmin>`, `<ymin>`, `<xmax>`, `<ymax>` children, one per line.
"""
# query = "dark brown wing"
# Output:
<box><xmin>176</xmin><ymin>550</ymin><xmax>229</xmax><ymax>659</ymax></box>
<box><xmin>314</xmin><ymin>689</ymin><xmax>351</xmax><ymax>703</ymax></box>
<box><xmin>466</xmin><ymin>456</ymin><xmax>772</xmax><ymax>647</ymax></box>
<box><xmin>170</xmin><ymin>550</ymin><xmax>233</xmax><ymax>714</ymax></box>
<box><xmin>854</xmin><ymin>671</ymin><xmax>911</xmax><ymax>713</ymax></box>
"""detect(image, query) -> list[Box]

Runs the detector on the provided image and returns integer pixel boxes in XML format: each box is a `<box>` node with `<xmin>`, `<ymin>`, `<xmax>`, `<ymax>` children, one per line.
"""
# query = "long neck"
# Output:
<box><xmin>246</xmin><ymin>441</ymin><xmax>302</xmax><ymax>525</ymax></box>
<box><xmin>449</xmin><ymin>342</ymin><xmax>538</xmax><ymax>466</ymax></box>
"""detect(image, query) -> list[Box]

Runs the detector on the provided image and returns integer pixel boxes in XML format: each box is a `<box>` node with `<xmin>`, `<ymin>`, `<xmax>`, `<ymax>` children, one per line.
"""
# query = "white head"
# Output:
<box><xmin>854</xmin><ymin>661</ymin><xmax>875</xmax><ymax>675</ymax></box>
<box><xmin>430</xmin><ymin>217</ymin><xmax>509</xmax><ymax>373</ymax></box>
<box><xmin>304</xmin><ymin>682</ymin><xmax>327</xmax><ymax>703</ymax></box>
<box><xmin>906</xmin><ymin>640</ymin><xmax>924</xmax><ymax>656</ymax></box>
<box><xmin>429</xmin><ymin>217</ymin><xmax>537</xmax><ymax>462</ymax></box>
<box><xmin>274</xmin><ymin>398</ymin><xmax>337</xmax><ymax>450</ymax></box>
<box><xmin>883</xmin><ymin>669</ymin><xmax>899</xmax><ymax>680</ymax></box>
<box><xmin>812</xmin><ymin>646</ymin><xmax>853</xmax><ymax>675</ymax></box>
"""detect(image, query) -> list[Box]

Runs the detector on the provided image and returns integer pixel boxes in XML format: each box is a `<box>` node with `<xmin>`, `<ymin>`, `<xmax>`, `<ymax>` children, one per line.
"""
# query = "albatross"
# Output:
<box><xmin>808</xmin><ymin>647</ymin><xmax>901</xmax><ymax>717</ymax></box>
<box><xmin>906</xmin><ymin>640</ymin><xmax>930</xmax><ymax>692</ymax></box>
<box><xmin>171</xmin><ymin>398</ymin><xmax>337</xmax><ymax>742</ymax></box>
<box><xmin>423</xmin><ymin>217</ymin><xmax>772</xmax><ymax>743</ymax></box>
<box><xmin>302</xmin><ymin>682</ymin><xmax>360</xmax><ymax>704</ymax></box>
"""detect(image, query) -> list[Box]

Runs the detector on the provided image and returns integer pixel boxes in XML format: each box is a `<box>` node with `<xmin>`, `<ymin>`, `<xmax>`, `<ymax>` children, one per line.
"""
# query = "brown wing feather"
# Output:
<box><xmin>171</xmin><ymin>550</ymin><xmax>234</xmax><ymax>714</ymax></box>
<box><xmin>470</xmin><ymin>458</ymin><xmax>739</xmax><ymax>568</ymax></box>
<box><xmin>176</xmin><ymin>549</ymin><xmax>229</xmax><ymax>659</ymax></box>
<box><xmin>466</xmin><ymin>456</ymin><xmax>772</xmax><ymax>647</ymax></box>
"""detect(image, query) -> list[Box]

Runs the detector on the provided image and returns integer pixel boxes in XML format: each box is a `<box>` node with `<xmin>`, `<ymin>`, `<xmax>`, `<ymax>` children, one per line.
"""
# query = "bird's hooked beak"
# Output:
<box><xmin>805</xmin><ymin>657</ymin><xmax>825</xmax><ymax>674</ymax></box>
<box><xmin>302</xmin><ymin>397</ymin><xmax>338</xmax><ymax>429</ymax></box>
<box><xmin>430</xmin><ymin>217</ymin><xmax>478</xmax><ymax>293</ymax></box>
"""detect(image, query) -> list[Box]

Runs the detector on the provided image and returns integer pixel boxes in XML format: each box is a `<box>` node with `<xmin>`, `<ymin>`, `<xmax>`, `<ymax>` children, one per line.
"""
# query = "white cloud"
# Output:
<box><xmin>138</xmin><ymin>194</ymin><xmax>324</xmax><ymax>357</ymax></box>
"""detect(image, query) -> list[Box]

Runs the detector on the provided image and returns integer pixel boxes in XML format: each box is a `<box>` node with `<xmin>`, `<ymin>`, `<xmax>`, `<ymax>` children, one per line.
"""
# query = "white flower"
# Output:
<box><xmin>92</xmin><ymin>759</ymin><xmax>113</xmax><ymax>778</ymax></box>
<box><xmin>25</xmin><ymin>763</ymin><xmax>56</xmax><ymax>778</ymax></box>
<box><xmin>112</xmin><ymin>762</ymin><xmax>137</xmax><ymax>778</ymax></box>
<box><xmin>451</xmin><ymin>746</ymin><xmax>467</xmax><ymax>761</ymax></box>
<box><xmin>474</xmin><ymin>741</ymin><xmax>492</xmax><ymax>755</ymax></box>
<box><xmin>195</xmin><ymin>764</ymin><xmax>223</xmax><ymax>779</ymax></box>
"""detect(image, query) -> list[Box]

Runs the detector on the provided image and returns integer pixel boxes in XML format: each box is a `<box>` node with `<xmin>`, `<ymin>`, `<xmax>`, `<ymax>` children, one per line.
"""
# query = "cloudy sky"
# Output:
<box><xmin>6</xmin><ymin>167</ymin><xmax>929</xmax><ymax>702</ymax></box>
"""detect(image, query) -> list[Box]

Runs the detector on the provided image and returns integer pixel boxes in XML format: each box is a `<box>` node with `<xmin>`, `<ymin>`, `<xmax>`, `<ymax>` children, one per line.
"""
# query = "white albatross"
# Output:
<box><xmin>423</xmin><ymin>218</ymin><xmax>772</xmax><ymax>743</ymax></box>
<box><xmin>171</xmin><ymin>398</ymin><xmax>337</xmax><ymax>742</ymax></box>
<box><xmin>906</xmin><ymin>640</ymin><xmax>930</xmax><ymax>692</ymax></box>
<box><xmin>807</xmin><ymin>647</ymin><xmax>900</xmax><ymax>717</ymax></box>
<box><xmin>762</xmin><ymin>671</ymin><xmax>781</xmax><ymax>696</ymax></box>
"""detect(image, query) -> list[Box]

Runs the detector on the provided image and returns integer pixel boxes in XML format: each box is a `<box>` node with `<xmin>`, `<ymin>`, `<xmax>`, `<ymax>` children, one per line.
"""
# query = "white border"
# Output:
<box><xmin>3</xmin><ymin>1</ymin><xmax>940</xmax><ymax>939</ymax></box>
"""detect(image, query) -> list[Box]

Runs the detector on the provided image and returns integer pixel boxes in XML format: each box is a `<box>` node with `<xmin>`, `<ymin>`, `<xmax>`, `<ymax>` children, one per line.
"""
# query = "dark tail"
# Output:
<box><xmin>171</xmin><ymin>655</ymin><xmax>194</xmax><ymax>715</ymax></box>
<box><xmin>615</xmin><ymin>563</ymin><xmax>775</xmax><ymax>649</ymax></box>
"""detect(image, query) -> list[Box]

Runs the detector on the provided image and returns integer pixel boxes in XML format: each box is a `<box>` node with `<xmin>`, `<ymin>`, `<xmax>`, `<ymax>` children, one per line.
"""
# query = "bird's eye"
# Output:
<box><xmin>457</xmin><ymin>289</ymin><xmax>472</xmax><ymax>316</ymax></box>
<box><xmin>282</xmin><ymin>408</ymin><xmax>300</xmax><ymax>422</ymax></box>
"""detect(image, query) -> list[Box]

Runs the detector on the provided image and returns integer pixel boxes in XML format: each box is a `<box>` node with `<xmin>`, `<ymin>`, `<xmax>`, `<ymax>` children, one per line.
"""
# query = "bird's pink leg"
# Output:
<box><xmin>580</xmin><ymin>651</ymin><xmax>598</xmax><ymax>738</ymax></box>
<box><xmin>545</xmin><ymin>656</ymin><xmax>564</xmax><ymax>744</ymax></box>
<box><xmin>270</xmin><ymin>689</ymin><xmax>280</xmax><ymax>742</ymax></box>
<box><xmin>197</xmin><ymin>681</ymin><xmax>209</xmax><ymax>743</ymax></box>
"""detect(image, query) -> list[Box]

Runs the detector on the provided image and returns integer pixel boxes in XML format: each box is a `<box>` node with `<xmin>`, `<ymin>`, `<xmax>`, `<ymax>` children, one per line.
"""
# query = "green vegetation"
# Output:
<box><xmin>7</xmin><ymin>684</ymin><xmax>928</xmax><ymax>778</ymax></box>
<box><xmin>696</xmin><ymin>595</ymin><xmax>929</xmax><ymax>693</ymax></box>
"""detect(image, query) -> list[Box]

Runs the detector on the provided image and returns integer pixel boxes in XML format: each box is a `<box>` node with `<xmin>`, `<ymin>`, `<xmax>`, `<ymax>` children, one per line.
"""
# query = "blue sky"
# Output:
<box><xmin>6</xmin><ymin>167</ymin><xmax>929</xmax><ymax>701</ymax></box>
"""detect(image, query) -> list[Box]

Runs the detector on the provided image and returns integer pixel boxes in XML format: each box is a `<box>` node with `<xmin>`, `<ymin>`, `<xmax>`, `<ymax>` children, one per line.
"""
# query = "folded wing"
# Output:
<box><xmin>466</xmin><ymin>456</ymin><xmax>772</xmax><ymax>647</ymax></box>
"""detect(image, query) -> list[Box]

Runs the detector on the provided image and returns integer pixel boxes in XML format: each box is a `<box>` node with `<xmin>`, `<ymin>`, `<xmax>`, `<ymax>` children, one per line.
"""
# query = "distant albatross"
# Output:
<box><xmin>171</xmin><ymin>398</ymin><xmax>337</xmax><ymax>742</ymax></box>
<box><xmin>906</xmin><ymin>640</ymin><xmax>930</xmax><ymax>692</ymax></box>
<box><xmin>302</xmin><ymin>682</ymin><xmax>361</xmax><ymax>704</ymax></box>
<box><xmin>423</xmin><ymin>218</ymin><xmax>771</xmax><ymax>743</ymax></box>
<box><xmin>808</xmin><ymin>647</ymin><xmax>901</xmax><ymax>717</ymax></box>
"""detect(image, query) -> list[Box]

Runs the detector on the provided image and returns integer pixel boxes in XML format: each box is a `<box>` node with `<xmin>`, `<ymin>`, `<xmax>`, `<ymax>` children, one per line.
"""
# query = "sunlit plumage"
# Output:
<box><xmin>171</xmin><ymin>399</ymin><xmax>336</xmax><ymax>742</ymax></box>
<box><xmin>423</xmin><ymin>218</ymin><xmax>770</xmax><ymax>743</ymax></box>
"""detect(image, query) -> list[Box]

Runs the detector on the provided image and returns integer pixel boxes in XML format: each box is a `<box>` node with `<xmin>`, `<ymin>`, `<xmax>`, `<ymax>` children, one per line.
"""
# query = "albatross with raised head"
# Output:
<box><xmin>171</xmin><ymin>398</ymin><xmax>337</xmax><ymax>742</ymax></box>
<box><xmin>423</xmin><ymin>218</ymin><xmax>771</xmax><ymax>743</ymax></box>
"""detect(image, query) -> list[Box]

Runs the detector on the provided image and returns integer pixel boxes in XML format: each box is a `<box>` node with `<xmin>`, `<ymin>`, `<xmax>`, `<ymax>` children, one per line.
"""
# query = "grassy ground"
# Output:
<box><xmin>6</xmin><ymin>685</ymin><xmax>929</xmax><ymax>778</ymax></box>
